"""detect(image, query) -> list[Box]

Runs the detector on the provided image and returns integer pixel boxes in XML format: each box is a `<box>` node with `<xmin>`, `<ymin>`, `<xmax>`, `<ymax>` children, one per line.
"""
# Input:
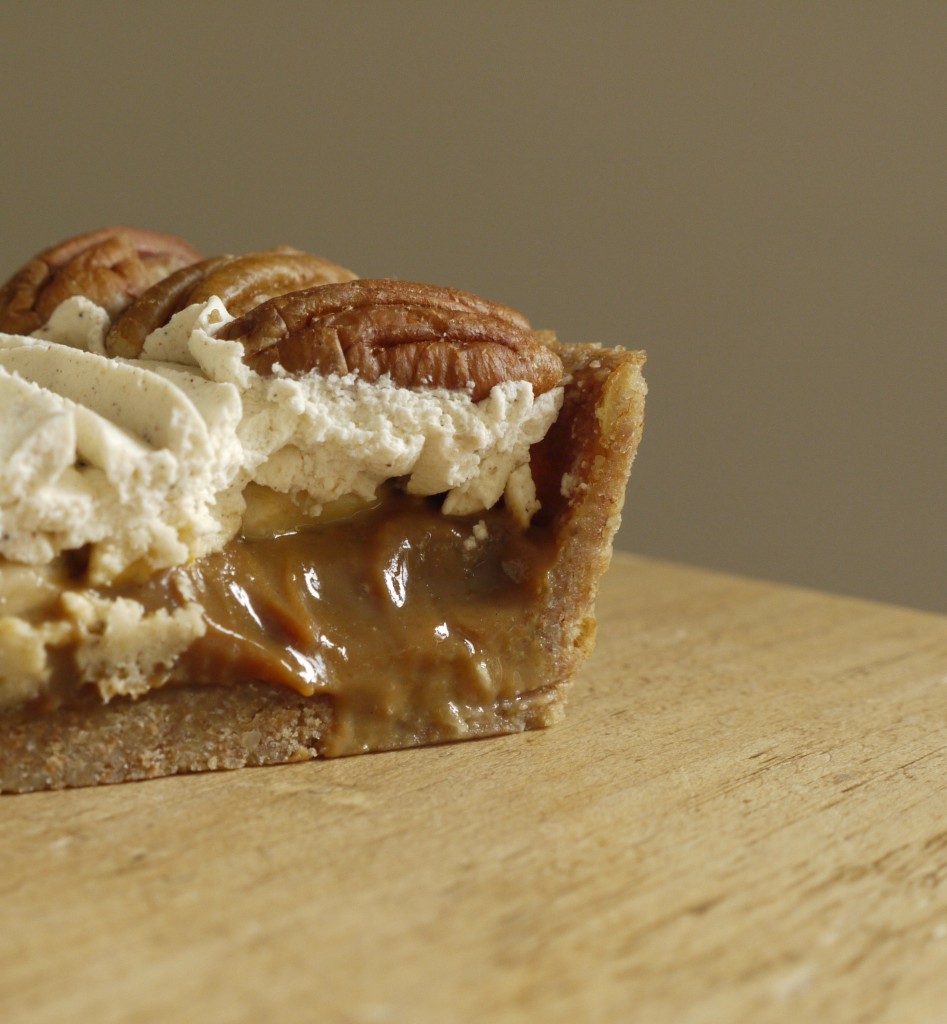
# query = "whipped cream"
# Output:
<box><xmin>0</xmin><ymin>296</ymin><xmax>562</xmax><ymax>582</ymax></box>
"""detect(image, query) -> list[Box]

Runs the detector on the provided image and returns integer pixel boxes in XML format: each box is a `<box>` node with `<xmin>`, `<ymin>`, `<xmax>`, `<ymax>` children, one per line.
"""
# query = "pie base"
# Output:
<box><xmin>0</xmin><ymin>341</ymin><xmax>645</xmax><ymax>792</ymax></box>
<box><xmin>0</xmin><ymin>682</ymin><xmax>568</xmax><ymax>793</ymax></box>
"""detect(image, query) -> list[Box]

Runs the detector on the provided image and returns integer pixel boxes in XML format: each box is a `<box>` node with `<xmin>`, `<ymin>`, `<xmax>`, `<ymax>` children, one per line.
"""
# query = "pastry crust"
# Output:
<box><xmin>0</xmin><ymin>341</ymin><xmax>645</xmax><ymax>792</ymax></box>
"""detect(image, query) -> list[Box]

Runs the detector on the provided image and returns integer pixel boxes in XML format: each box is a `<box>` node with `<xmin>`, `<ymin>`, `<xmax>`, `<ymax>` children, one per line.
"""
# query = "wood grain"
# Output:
<box><xmin>2</xmin><ymin>555</ymin><xmax>946</xmax><ymax>1023</ymax></box>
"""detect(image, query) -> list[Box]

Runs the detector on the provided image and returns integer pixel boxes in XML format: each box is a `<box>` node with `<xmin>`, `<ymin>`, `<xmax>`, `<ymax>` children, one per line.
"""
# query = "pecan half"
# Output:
<box><xmin>0</xmin><ymin>227</ymin><xmax>201</xmax><ymax>335</ymax></box>
<box><xmin>104</xmin><ymin>255</ymin><xmax>231</xmax><ymax>358</ymax></box>
<box><xmin>218</xmin><ymin>280</ymin><xmax>563</xmax><ymax>400</ymax></box>
<box><xmin>105</xmin><ymin>247</ymin><xmax>356</xmax><ymax>357</ymax></box>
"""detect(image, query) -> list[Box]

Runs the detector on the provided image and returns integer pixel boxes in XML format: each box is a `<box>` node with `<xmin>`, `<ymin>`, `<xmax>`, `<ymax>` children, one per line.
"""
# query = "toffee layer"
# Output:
<box><xmin>21</xmin><ymin>494</ymin><xmax>560</xmax><ymax>757</ymax></box>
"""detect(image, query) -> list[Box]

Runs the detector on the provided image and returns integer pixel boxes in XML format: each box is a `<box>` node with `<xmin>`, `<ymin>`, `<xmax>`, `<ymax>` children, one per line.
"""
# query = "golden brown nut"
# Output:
<box><xmin>219</xmin><ymin>279</ymin><xmax>563</xmax><ymax>400</ymax></box>
<box><xmin>0</xmin><ymin>227</ymin><xmax>201</xmax><ymax>335</ymax></box>
<box><xmin>105</xmin><ymin>248</ymin><xmax>357</xmax><ymax>357</ymax></box>
<box><xmin>104</xmin><ymin>255</ymin><xmax>231</xmax><ymax>358</ymax></box>
<box><xmin>188</xmin><ymin>248</ymin><xmax>357</xmax><ymax>315</ymax></box>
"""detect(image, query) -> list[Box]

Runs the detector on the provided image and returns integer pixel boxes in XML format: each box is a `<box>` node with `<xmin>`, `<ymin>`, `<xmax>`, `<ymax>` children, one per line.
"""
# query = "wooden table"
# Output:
<box><xmin>3</xmin><ymin>556</ymin><xmax>947</xmax><ymax>1024</ymax></box>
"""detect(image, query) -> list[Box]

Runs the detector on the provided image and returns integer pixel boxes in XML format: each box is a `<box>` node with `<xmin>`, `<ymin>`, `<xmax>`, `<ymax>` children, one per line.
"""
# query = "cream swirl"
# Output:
<box><xmin>0</xmin><ymin>297</ymin><xmax>562</xmax><ymax>583</ymax></box>
<box><xmin>1</xmin><ymin>298</ymin><xmax>243</xmax><ymax>581</ymax></box>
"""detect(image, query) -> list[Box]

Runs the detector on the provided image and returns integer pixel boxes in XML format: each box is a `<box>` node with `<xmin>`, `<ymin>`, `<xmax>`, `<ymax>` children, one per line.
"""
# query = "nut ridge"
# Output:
<box><xmin>105</xmin><ymin>248</ymin><xmax>357</xmax><ymax>357</ymax></box>
<box><xmin>0</xmin><ymin>227</ymin><xmax>202</xmax><ymax>336</ymax></box>
<box><xmin>219</xmin><ymin>279</ymin><xmax>563</xmax><ymax>400</ymax></box>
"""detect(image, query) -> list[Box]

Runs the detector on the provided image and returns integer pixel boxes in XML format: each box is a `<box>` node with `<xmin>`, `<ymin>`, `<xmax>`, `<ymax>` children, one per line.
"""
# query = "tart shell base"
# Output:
<box><xmin>0</xmin><ymin>682</ymin><xmax>567</xmax><ymax>793</ymax></box>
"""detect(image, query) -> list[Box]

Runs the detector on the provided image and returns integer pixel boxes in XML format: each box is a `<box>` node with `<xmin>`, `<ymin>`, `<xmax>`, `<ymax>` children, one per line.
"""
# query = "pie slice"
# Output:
<box><xmin>0</xmin><ymin>230</ymin><xmax>646</xmax><ymax>792</ymax></box>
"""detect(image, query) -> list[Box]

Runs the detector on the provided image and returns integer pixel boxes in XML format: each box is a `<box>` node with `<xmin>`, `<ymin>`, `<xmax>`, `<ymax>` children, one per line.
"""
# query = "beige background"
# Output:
<box><xmin>0</xmin><ymin>2</ymin><xmax>943</xmax><ymax>611</ymax></box>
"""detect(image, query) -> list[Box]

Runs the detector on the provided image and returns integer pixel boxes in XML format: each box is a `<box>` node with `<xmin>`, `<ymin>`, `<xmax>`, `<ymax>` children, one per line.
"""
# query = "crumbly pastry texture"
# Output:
<box><xmin>0</xmin><ymin>229</ymin><xmax>646</xmax><ymax>792</ymax></box>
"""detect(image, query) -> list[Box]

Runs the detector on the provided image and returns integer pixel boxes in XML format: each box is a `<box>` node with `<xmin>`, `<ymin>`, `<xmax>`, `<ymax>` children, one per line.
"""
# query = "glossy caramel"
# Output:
<box><xmin>119</xmin><ymin>494</ymin><xmax>556</xmax><ymax>755</ymax></box>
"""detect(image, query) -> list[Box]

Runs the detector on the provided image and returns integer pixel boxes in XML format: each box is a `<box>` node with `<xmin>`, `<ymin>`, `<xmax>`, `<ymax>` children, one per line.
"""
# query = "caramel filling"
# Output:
<box><xmin>14</xmin><ymin>493</ymin><xmax>558</xmax><ymax>756</ymax></box>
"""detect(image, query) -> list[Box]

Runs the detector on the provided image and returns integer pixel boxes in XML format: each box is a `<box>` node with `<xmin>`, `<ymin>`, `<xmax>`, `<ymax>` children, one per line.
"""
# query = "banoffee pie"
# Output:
<box><xmin>0</xmin><ymin>228</ymin><xmax>646</xmax><ymax>791</ymax></box>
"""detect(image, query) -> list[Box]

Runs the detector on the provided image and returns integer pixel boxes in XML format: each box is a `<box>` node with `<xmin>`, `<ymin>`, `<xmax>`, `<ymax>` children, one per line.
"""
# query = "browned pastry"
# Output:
<box><xmin>0</xmin><ymin>233</ymin><xmax>646</xmax><ymax>792</ymax></box>
<box><xmin>0</xmin><ymin>227</ymin><xmax>201</xmax><ymax>335</ymax></box>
